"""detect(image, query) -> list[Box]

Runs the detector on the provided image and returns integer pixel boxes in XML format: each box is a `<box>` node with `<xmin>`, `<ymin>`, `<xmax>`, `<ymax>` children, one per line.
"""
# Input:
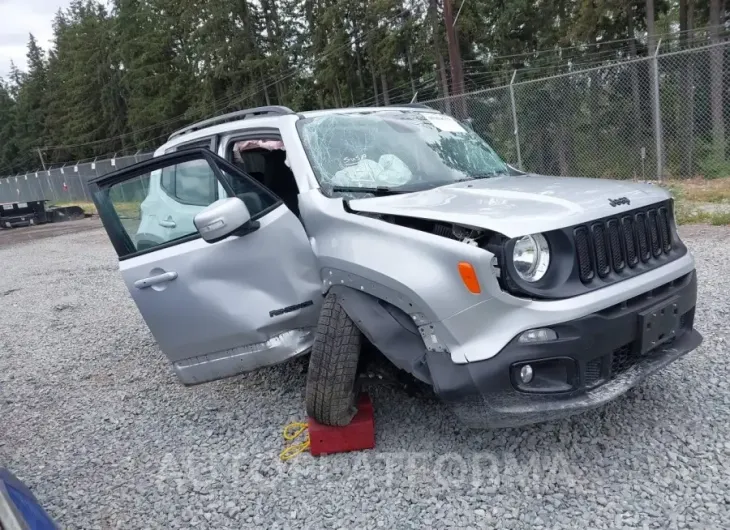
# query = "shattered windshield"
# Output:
<box><xmin>296</xmin><ymin>110</ymin><xmax>512</xmax><ymax>195</ymax></box>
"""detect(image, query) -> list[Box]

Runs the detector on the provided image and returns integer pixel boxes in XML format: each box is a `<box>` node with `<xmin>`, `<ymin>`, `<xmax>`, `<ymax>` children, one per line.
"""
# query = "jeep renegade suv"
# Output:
<box><xmin>89</xmin><ymin>105</ymin><xmax>701</xmax><ymax>428</ymax></box>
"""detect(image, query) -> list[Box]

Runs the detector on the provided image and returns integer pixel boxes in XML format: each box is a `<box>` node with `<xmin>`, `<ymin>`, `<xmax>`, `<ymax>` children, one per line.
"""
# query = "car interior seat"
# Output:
<box><xmin>262</xmin><ymin>150</ymin><xmax>300</xmax><ymax>216</ymax></box>
<box><xmin>227</xmin><ymin>151</ymin><xmax>267</xmax><ymax>214</ymax></box>
<box><xmin>232</xmin><ymin>147</ymin><xmax>299</xmax><ymax>217</ymax></box>
<box><xmin>237</xmin><ymin>192</ymin><xmax>264</xmax><ymax>215</ymax></box>
<box><xmin>235</xmin><ymin>152</ymin><xmax>267</xmax><ymax>182</ymax></box>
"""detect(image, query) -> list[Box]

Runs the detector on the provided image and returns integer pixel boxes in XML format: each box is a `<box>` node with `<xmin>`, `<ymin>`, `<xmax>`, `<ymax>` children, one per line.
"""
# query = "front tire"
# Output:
<box><xmin>305</xmin><ymin>291</ymin><xmax>362</xmax><ymax>426</ymax></box>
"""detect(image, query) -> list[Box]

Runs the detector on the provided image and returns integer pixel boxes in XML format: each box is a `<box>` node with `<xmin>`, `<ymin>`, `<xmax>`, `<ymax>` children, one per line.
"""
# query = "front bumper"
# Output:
<box><xmin>428</xmin><ymin>271</ymin><xmax>702</xmax><ymax>428</ymax></box>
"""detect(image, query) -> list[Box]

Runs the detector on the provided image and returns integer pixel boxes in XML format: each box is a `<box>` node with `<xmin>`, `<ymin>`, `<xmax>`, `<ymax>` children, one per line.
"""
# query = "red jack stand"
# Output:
<box><xmin>308</xmin><ymin>394</ymin><xmax>375</xmax><ymax>456</ymax></box>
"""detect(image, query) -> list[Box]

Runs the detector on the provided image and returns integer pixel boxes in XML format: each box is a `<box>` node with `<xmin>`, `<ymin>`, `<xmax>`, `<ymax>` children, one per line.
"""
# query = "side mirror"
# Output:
<box><xmin>194</xmin><ymin>197</ymin><xmax>253</xmax><ymax>243</ymax></box>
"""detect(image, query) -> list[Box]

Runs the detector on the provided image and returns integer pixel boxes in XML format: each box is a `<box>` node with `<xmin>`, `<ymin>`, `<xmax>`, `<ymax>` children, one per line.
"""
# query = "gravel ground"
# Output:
<box><xmin>1</xmin><ymin>225</ymin><xmax>729</xmax><ymax>529</ymax></box>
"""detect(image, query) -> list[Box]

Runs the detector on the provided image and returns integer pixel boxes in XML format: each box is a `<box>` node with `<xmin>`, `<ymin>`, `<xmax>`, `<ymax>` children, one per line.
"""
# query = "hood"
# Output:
<box><xmin>347</xmin><ymin>174</ymin><xmax>671</xmax><ymax>237</ymax></box>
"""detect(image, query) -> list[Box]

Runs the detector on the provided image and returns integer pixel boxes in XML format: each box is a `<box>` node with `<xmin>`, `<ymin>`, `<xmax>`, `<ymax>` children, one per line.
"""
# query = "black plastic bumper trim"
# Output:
<box><xmin>427</xmin><ymin>270</ymin><xmax>702</xmax><ymax>428</ymax></box>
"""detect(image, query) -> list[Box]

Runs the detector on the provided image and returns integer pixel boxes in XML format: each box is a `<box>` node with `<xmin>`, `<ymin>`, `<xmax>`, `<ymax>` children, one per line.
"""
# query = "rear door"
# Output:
<box><xmin>89</xmin><ymin>148</ymin><xmax>323</xmax><ymax>384</ymax></box>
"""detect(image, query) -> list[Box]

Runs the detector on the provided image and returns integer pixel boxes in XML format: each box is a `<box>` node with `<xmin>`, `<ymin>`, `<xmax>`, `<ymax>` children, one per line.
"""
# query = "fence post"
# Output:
<box><xmin>24</xmin><ymin>173</ymin><xmax>31</xmax><ymax>201</ymax></box>
<box><xmin>652</xmin><ymin>40</ymin><xmax>664</xmax><ymax>181</ymax></box>
<box><xmin>75</xmin><ymin>161</ymin><xmax>89</xmax><ymax>201</ymax></box>
<box><xmin>35</xmin><ymin>170</ymin><xmax>43</xmax><ymax>200</ymax></box>
<box><xmin>135</xmin><ymin>150</ymin><xmax>149</xmax><ymax>195</ymax></box>
<box><xmin>61</xmin><ymin>163</ymin><xmax>71</xmax><ymax>201</ymax></box>
<box><xmin>509</xmin><ymin>70</ymin><xmax>523</xmax><ymax>170</ymax></box>
<box><xmin>45</xmin><ymin>169</ymin><xmax>57</xmax><ymax>202</ymax></box>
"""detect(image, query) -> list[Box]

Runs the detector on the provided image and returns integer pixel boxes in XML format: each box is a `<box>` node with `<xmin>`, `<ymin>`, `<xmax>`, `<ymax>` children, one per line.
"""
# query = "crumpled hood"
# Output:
<box><xmin>347</xmin><ymin>174</ymin><xmax>671</xmax><ymax>237</ymax></box>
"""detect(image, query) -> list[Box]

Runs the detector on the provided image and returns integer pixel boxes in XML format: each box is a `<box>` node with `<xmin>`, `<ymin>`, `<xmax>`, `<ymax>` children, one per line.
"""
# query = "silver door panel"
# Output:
<box><xmin>120</xmin><ymin>204</ymin><xmax>322</xmax><ymax>378</ymax></box>
<box><xmin>172</xmin><ymin>328</ymin><xmax>314</xmax><ymax>384</ymax></box>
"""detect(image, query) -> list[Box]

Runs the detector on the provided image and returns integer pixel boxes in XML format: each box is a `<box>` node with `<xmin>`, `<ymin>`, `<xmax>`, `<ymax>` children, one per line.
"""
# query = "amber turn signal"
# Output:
<box><xmin>458</xmin><ymin>261</ymin><xmax>481</xmax><ymax>294</ymax></box>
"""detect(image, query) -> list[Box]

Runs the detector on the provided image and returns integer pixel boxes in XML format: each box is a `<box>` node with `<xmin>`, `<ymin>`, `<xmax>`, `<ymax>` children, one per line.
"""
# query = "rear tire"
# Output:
<box><xmin>305</xmin><ymin>291</ymin><xmax>362</xmax><ymax>426</ymax></box>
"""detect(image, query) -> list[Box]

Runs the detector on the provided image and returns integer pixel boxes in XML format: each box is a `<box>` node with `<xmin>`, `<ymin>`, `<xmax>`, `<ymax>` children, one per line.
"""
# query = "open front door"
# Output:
<box><xmin>89</xmin><ymin>148</ymin><xmax>322</xmax><ymax>384</ymax></box>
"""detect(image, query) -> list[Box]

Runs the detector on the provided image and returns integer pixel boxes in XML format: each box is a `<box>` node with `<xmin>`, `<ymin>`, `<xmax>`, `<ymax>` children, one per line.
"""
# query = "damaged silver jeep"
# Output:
<box><xmin>90</xmin><ymin>105</ymin><xmax>702</xmax><ymax>428</ymax></box>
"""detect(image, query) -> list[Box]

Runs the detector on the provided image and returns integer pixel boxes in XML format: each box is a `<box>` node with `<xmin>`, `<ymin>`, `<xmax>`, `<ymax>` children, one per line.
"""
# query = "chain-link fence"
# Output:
<box><xmin>1</xmin><ymin>40</ymin><xmax>727</xmax><ymax>198</ymax></box>
<box><xmin>0</xmin><ymin>152</ymin><xmax>154</xmax><ymax>204</ymax></box>
<box><xmin>659</xmin><ymin>44</ymin><xmax>730</xmax><ymax>180</ymax></box>
<box><xmin>425</xmin><ymin>41</ymin><xmax>730</xmax><ymax>181</ymax></box>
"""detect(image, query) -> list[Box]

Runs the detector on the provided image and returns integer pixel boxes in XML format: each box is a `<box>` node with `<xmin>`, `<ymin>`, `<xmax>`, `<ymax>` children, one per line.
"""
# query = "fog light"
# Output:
<box><xmin>518</xmin><ymin>328</ymin><xmax>558</xmax><ymax>344</ymax></box>
<box><xmin>512</xmin><ymin>358</ymin><xmax>577</xmax><ymax>393</ymax></box>
<box><xmin>520</xmin><ymin>365</ymin><xmax>534</xmax><ymax>383</ymax></box>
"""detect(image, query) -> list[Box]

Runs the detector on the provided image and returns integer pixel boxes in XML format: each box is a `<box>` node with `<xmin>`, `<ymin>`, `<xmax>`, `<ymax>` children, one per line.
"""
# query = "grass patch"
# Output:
<box><xmin>662</xmin><ymin>178</ymin><xmax>730</xmax><ymax>226</ymax></box>
<box><xmin>53</xmin><ymin>201</ymin><xmax>97</xmax><ymax>215</ymax></box>
<box><xmin>675</xmin><ymin>208</ymin><xmax>712</xmax><ymax>225</ymax></box>
<box><xmin>674</xmin><ymin>203</ymin><xmax>730</xmax><ymax>226</ymax></box>
<box><xmin>664</xmin><ymin>178</ymin><xmax>730</xmax><ymax>203</ymax></box>
<box><xmin>708</xmin><ymin>212</ymin><xmax>730</xmax><ymax>226</ymax></box>
<box><xmin>51</xmin><ymin>200</ymin><xmax>141</xmax><ymax>219</ymax></box>
<box><xmin>112</xmin><ymin>201</ymin><xmax>143</xmax><ymax>219</ymax></box>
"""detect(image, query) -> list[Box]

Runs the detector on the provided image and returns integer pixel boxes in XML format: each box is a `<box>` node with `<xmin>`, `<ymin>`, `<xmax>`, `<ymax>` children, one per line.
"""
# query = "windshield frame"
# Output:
<box><xmin>294</xmin><ymin>109</ymin><xmax>517</xmax><ymax>197</ymax></box>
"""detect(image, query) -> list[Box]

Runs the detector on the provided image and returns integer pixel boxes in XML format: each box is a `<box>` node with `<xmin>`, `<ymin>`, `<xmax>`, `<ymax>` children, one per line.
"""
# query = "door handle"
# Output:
<box><xmin>159</xmin><ymin>218</ymin><xmax>176</xmax><ymax>228</ymax></box>
<box><xmin>134</xmin><ymin>271</ymin><xmax>178</xmax><ymax>289</ymax></box>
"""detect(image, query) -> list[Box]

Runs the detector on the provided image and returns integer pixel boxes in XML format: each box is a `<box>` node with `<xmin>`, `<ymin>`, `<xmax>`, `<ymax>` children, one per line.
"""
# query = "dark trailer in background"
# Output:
<box><xmin>0</xmin><ymin>200</ymin><xmax>89</xmax><ymax>229</ymax></box>
<box><xmin>0</xmin><ymin>200</ymin><xmax>49</xmax><ymax>228</ymax></box>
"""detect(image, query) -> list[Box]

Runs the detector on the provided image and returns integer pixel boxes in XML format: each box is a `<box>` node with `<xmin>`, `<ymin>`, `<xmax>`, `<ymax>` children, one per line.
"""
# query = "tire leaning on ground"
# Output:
<box><xmin>305</xmin><ymin>291</ymin><xmax>362</xmax><ymax>426</ymax></box>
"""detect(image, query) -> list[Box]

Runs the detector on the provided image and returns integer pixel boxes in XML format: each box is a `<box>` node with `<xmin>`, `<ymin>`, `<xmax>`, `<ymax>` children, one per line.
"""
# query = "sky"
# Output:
<box><xmin>0</xmin><ymin>0</ymin><xmax>73</xmax><ymax>79</ymax></box>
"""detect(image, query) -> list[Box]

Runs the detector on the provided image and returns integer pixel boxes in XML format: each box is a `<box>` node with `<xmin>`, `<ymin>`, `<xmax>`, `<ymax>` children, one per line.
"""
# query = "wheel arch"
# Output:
<box><xmin>325</xmin><ymin>284</ymin><xmax>434</xmax><ymax>385</ymax></box>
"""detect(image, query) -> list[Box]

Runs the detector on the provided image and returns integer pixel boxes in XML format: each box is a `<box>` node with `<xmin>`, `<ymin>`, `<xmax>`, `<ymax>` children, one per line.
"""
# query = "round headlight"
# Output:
<box><xmin>512</xmin><ymin>234</ymin><xmax>550</xmax><ymax>282</ymax></box>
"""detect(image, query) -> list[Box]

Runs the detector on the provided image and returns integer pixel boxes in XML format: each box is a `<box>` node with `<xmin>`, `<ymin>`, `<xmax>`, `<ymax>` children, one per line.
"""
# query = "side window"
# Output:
<box><xmin>102</xmin><ymin>159</ymin><xmax>220</xmax><ymax>253</ymax></box>
<box><xmin>160</xmin><ymin>166</ymin><xmax>174</xmax><ymax>193</ymax></box>
<box><xmin>159</xmin><ymin>160</ymin><xmax>217</xmax><ymax>206</ymax></box>
<box><xmin>226</xmin><ymin>136</ymin><xmax>301</xmax><ymax>215</ymax></box>
<box><xmin>97</xmin><ymin>156</ymin><xmax>282</xmax><ymax>257</ymax></box>
<box><xmin>164</xmin><ymin>137</ymin><xmax>216</xmax><ymax>154</ymax></box>
<box><xmin>218</xmin><ymin>166</ymin><xmax>278</xmax><ymax>217</ymax></box>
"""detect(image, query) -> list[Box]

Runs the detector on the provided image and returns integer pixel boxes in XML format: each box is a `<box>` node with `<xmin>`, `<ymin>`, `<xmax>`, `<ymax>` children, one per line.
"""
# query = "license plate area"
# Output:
<box><xmin>639</xmin><ymin>296</ymin><xmax>680</xmax><ymax>355</ymax></box>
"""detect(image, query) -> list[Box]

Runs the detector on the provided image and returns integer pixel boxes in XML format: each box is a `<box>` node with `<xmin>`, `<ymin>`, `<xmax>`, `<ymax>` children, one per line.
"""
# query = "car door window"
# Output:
<box><xmin>106</xmin><ymin>173</ymin><xmax>151</xmax><ymax>245</ymax></box>
<box><xmin>95</xmin><ymin>153</ymin><xmax>281</xmax><ymax>258</ymax></box>
<box><xmin>160</xmin><ymin>160</ymin><xmax>217</xmax><ymax>206</ymax></box>
<box><xmin>217</xmin><ymin>166</ymin><xmax>278</xmax><ymax>215</ymax></box>
<box><xmin>105</xmin><ymin>159</ymin><xmax>218</xmax><ymax>252</ymax></box>
<box><xmin>165</xmin><ymin>137</ymin><xmax>217</xmax><ymax>153</ymax></box>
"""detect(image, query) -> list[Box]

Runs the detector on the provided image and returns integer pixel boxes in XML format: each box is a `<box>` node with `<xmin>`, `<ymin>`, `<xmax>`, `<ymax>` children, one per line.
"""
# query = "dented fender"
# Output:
<box><xmin>328</xmin><ymin>286</ymin><xmax>433</xmax><ymax>384</ymax></box>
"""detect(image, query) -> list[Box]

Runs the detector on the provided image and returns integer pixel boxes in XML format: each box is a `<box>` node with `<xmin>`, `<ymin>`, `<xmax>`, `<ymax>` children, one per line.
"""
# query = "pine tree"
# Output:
<box><xmin>0</xmin><ymin>80</ymin><xmax>20</xmax><ymax>172</ymax></box>
<box><xmin>11</xmin><ymin>35</ymin><xmax>48</xmax><ymax>159</ymax></box>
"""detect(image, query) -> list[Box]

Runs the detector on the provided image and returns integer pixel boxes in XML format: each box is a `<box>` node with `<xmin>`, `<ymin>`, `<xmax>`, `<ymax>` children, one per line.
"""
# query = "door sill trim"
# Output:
<box><xmin>172</xmin><ymin>327</ymin><xmax>314</xmax><ymax>385</ymax></box>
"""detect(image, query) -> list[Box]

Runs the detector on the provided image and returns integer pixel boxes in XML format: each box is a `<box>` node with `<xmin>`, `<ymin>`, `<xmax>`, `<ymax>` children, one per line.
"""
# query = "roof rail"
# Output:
<box><xmin>168</xmin><ymin>106</ymin><xmax>296</xmax><ymax>141</ymax></box>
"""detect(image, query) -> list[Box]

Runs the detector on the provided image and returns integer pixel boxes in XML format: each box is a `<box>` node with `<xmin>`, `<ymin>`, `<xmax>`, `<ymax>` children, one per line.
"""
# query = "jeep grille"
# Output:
<box><xmin>574</xmin><ymin>204</ymin><xmax>676</xmax><ymax>284</ymax></box>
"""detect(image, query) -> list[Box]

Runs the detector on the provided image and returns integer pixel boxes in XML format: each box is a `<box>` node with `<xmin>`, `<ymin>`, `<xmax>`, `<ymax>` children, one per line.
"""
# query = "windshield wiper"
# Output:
<box><xmin>469</xmin><ymin>170</ymin><xmax>510</xmax><ymax>179</ymax></box>
<box><xmin>330</xmin><ymin>186</ymin><xmax>409</xmax><ymax>196</ymax></box>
